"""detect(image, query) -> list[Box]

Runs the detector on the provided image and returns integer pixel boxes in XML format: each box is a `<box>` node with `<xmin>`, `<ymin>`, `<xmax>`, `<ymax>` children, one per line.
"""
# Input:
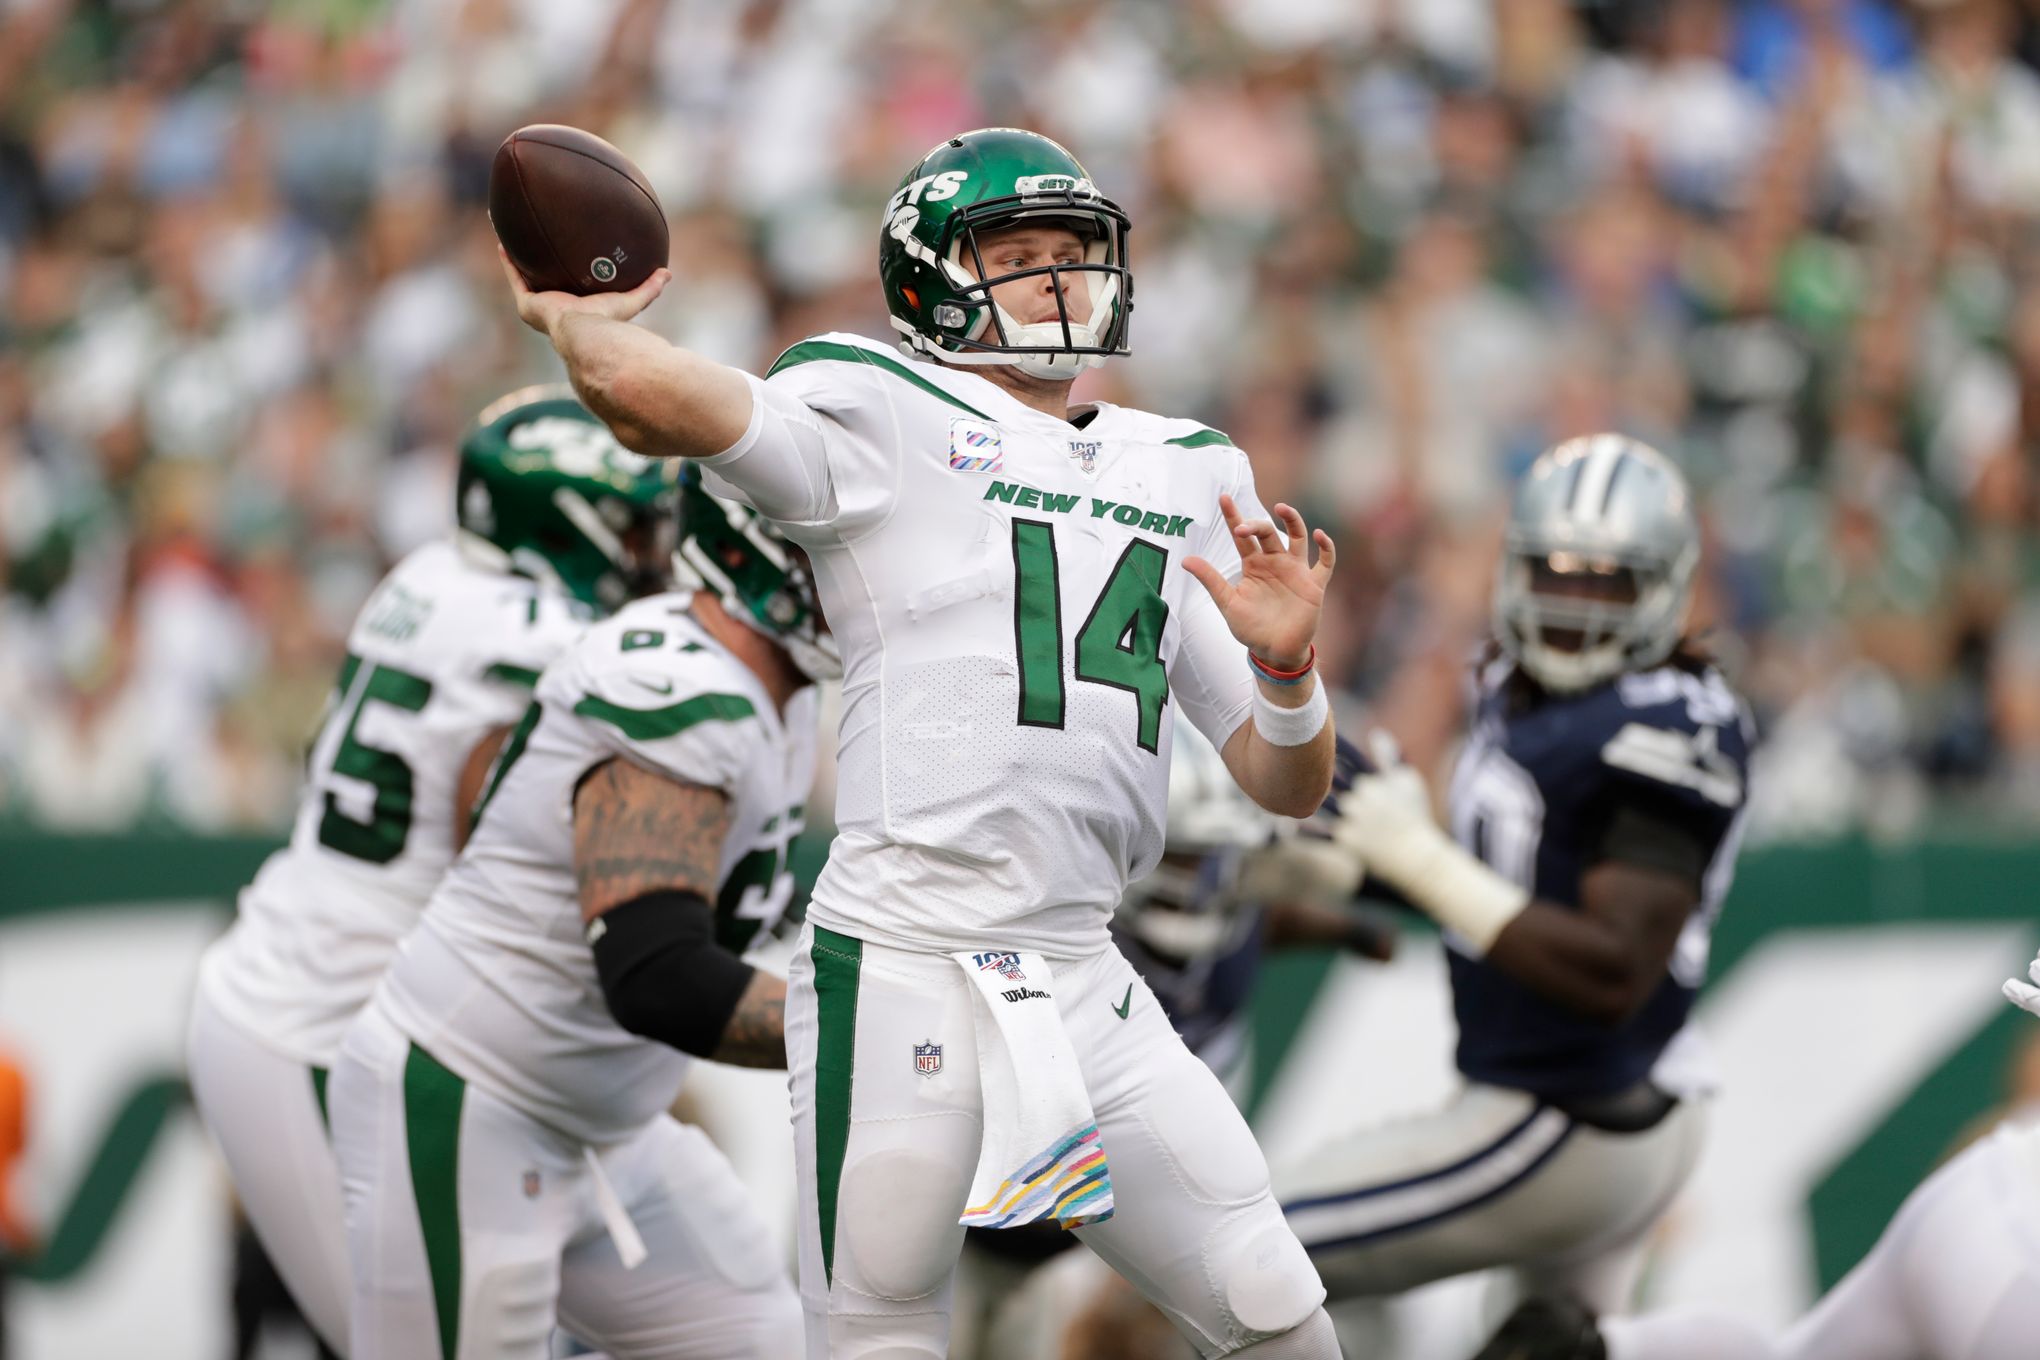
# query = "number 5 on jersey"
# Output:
<box><xmin>317</xmin><ymin>654</ymin><xmax>434</xmax><ymax>863</ymax></box>
<box><xmin>1011</xmin><ymin>520</ymin><xmax>1170</xmax><ymax>753</ymax></box>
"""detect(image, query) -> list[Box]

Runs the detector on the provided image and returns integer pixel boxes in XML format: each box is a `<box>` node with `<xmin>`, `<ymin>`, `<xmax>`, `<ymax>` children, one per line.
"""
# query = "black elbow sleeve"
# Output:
<box><xmin>586</xmin><ymin>890</ymin><xmax>754</xmax><ymax>1058</ymax></box>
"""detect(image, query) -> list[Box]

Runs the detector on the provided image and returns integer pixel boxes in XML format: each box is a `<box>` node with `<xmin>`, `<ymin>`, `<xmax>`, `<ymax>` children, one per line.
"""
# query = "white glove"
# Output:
<box><xmin>1331</xmin><ymin>731</ymin><xmax>1445</xmax><ymax>888</ymax></box>
<box><xmin>1240</xmin><ymin>832</ymin><xmax>1366</xmax><ymax>905</ymax></box>
<box><xmin>2004</xmin><ymin>953</ymin><xmax>2040</xmax><ymax>1016</ymax></box>
<box><xmin>1331</xmin><ymin>731</ymin><xmax>1530</xmax><ymax>955</ymax></box>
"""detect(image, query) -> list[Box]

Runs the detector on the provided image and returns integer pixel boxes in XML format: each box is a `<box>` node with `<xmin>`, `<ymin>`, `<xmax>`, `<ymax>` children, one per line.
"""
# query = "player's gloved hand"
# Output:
<box><xmin>1329</xmin><ymin>733</ymin><xmax>1436</xmax><ymax>885</ymax></box>
<box><xmin>2003</xmin><ymin>951</ymin><xmax>2040</xmax><ymax>1016</ymax></box>
<box><xmin>1331</xmin><ymin>731</ymin><xmax>1529</xmax><ymax>956</ymax></box>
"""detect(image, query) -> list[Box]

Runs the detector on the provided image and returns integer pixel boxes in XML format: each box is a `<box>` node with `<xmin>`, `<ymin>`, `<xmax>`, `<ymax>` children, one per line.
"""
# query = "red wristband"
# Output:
<box><xmin>1249</xmin><ymin>645</ymin><xmax>1316</xmax><ymax>684</ymax></box>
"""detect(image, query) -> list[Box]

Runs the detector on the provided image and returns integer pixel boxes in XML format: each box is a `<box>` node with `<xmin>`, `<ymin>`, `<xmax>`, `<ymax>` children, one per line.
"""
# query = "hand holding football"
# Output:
<box><xmin>489</xmin><ymin>125</ymin><xmax>669</xmax><ymax>296</ymax></box>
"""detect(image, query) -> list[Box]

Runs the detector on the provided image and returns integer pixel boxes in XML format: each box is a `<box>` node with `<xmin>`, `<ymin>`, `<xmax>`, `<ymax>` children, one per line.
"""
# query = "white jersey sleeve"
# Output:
<box><xmin>1171</xmin><ymin>448</ymin><xmax>1265</xmax><ymax>750</ymax></box>
<box><xmin>570</xmin><ymin>643</ymin><xmax>769</xmax><ymax>796</ymax></box>
<box><xmin>697</xmin><ymin>339</ymin><xmax>907</xmax><ymax>543</ymax></box>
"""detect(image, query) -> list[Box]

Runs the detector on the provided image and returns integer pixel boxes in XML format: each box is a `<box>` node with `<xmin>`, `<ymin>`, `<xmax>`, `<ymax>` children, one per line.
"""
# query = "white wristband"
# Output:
<box><xmin>1403</xmin><ymin>840</ymin><xmax>1534</xmax><ymax>958</ymax></box>
<box><xmin>1252</xmin><ymin>676</ymin><xmax>1330</xmax><ymax>748</ymax></box>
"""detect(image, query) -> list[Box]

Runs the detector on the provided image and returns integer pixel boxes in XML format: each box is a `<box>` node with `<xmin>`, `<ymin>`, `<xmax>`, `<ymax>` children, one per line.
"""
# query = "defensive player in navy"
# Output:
<box><xmin>504</xmin><ymin>128</ymin><xmax>1342</xmax><ymax>1360</ymax></box>
<box><xmin>328</xmin><ymin>469</ymin><xmax>834</xmax><ymax>1359</ymax></box>
<box><xmin>186</xmin><ymin>390</ymin><xmax>675</xmax><ymax>1352</ymax></box>
<box><xmin>1277</xmin><ymin>436</ymin><xmax>1755</xmax><ymax>1326</ymax></box>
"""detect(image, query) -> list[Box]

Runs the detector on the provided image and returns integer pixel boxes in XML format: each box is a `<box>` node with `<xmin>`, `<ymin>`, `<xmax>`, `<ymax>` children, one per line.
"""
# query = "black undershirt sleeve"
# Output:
<box><xmin>1592</xmin><ymin>798</ymin><xmax>1711</xmax><ymax>884</ymax></box>
<box><xmin>586</xmin><ymin>889</ymin><xmax>755</xmax><ymax>1058</ymax></box>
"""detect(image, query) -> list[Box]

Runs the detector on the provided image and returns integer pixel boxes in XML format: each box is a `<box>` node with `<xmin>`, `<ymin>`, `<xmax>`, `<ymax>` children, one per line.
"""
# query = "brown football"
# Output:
<box><xmin>489</xmin><ymin>125</ymin><xmax>668</xmax><ymax>295</ymax></box>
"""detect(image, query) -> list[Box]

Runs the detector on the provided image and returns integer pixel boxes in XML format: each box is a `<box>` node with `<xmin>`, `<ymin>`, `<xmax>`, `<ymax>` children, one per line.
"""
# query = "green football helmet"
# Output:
<box><xmin>456</xmin><ymin>386</ymin><xmax>678</xmax><ymax>612</ymax></box>
<box><xmin>879</xmin><ymin>127</ymin><xmax>1131</xmax><ymax>379</ymax></box>
<box><xmin>675</xmin><ymin>465</ymin><xmax>840</xmax><ymax>681</ymax></box>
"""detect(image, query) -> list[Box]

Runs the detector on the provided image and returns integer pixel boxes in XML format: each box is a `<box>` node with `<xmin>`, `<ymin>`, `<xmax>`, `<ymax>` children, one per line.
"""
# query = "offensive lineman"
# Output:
<box><xmin>328</xmin><ymin>467</ymin><xmax>834</xmax><ymax>1358</ymax></box>
<box><xmin>504</xmin><ymin>128</ymin><xmax>1343</xmax><ymax>1359</ymax></box>
<box><xmin>186</xmin><ymin>390</ymin><xmax>675</xmax><ymax>1351</ymax></box>
<box><xmin>1474</xmin><ymin>950</ymin><xmax>2040</xmax><ymax>1360</ymax></box>
<box><xmin>1277</xmin><ymin>437</ymin><xmax>1754</xmax><ymax>1326</ymax></box>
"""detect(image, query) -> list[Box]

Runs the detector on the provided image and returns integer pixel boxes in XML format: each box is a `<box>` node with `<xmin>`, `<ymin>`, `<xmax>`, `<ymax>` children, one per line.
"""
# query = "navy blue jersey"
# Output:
<box><xmin>1444</xmin><ymin>657</ymin><xmax>1754</xmax><ymax>1100</ymax></box>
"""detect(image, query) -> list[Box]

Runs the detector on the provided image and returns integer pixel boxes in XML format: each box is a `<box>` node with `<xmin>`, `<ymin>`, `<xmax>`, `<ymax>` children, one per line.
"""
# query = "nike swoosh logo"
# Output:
<box><xmin>1112</xmin><ymin>984</ymin><xmax>1132</xmax><ymax>1020</ymax></box>
<box><xmin>631</xmin><ymin>676</ymin><xmax>675</xmax><ymax>696</ymax></box>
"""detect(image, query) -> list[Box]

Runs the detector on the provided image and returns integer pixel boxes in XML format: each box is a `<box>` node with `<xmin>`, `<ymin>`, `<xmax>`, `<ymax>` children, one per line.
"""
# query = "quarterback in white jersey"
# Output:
<box><xmin>506</xmin><ymin>128</ymin><xmax>1343</xmax><ymax>1360</ymax></box>
<box><xmin>329</xmin><ymin>469</ymin><xmax>835</xmax><ymax>1360</ymax></box>
<box><xmin>187</xmin><ymin>390</ymin><xmax>675</xmax><ymax>1351</ymax></box>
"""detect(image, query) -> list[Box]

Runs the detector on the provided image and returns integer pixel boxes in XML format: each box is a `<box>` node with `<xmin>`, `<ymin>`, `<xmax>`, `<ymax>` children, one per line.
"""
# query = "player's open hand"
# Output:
<box><xmin>1184</xmin><ymin>497</ymin><xmax>1335</xmax><ymax>672</ymax></box>
<box><xmin>501</xmin><ymin>246</ymin><xmax>670</xmax><ymax>337</ymax></box>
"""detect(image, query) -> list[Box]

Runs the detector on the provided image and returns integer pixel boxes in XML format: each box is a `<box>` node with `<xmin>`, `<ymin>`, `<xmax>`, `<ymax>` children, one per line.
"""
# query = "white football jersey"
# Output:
<box><xmin>699</xmin><ymin>332</ymin><xmax>1262</xmax><ymax>956</ymax></box>
<box><xmin>374</xmin><ymin>594</ymin><xmax>817</xmax><ymax>1145</ymax></box>
<box><xmin>200</xmin><ymin>541</ymin><xmax>590</xmax><ymax>1066</ymax></box>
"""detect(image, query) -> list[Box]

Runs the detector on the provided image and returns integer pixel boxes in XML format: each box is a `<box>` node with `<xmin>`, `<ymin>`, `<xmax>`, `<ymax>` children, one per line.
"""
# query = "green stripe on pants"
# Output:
<box><xmin>310</xmin><ymin>1065</ymin><xmax>330</xmax><ymax>1132</ymax></box>
<box><xmin>812</xmin><ymin>926</ymin><xmax>863</xmax><ymax>1286</ymax></box>
<box><xmin>403</xmin><ymin>1043</ymin><xmax>466</xmax><ymax>1360</ymax></box>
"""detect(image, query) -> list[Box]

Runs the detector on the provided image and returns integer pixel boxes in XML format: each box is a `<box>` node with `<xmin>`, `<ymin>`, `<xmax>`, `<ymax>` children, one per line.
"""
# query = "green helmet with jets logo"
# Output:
<box><xmin>675</xmin><ymin>465</ymin><xmax>839</xmax><ymax>681</ymax></box>
<box><xmin>879</xmin><ymin>127</ymin><xmax>1132</xmax><ymax>380</ymax></box>
<box><xmin>456</xmin><ymin>386</ymin><xmax>678</xmax><ymax>613</ymax></box>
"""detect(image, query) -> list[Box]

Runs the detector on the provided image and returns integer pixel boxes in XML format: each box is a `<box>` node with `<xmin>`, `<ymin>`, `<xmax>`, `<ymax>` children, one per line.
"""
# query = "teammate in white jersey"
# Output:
<box><xmin>187</xmin><ymin>390</ymin><xmax>676</xmax><ymax>1351</ymax></box>
<box><xmin>329</xmin><ymin>468</ymin><xmax>835</xmax><ymax>1359</ymax></box>
<box><xmin>504</xmin><ymin>127</ymin><xmax>1343</xmax><ymax>1360</ymax></box>
<box><xmin>1472</xmin><ymin>952</ymin><xmax>2040</xmax><ymax>1360</ymax></box>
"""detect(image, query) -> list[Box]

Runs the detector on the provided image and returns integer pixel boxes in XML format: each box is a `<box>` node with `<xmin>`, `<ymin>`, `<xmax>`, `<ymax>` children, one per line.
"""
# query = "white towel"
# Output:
<box><xmin>951</xmin><ymin>949</ymin><xmax>1115</xmax><ymax>1229</ymax></box>
<box><xmin>583</xmin><ymin>1145</ymin><xmax>648</xmax><ymax>1268</ymax></box>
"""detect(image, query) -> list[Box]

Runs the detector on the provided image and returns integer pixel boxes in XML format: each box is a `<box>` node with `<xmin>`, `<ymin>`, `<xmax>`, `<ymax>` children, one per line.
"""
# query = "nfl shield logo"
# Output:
<box><xmin>522</xmin><ymin>1169</ymin><xmax>542</xmax><ymax>1199</ymax></box>
<box><xmin>914</xmin><ymin>1041</ymin><xmax>943</xmax><ymax>1077</ymax></box>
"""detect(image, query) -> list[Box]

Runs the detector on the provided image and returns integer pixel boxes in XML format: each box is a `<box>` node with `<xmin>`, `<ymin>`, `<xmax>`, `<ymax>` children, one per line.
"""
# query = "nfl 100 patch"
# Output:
<box><xmin>949</xmin><ymin>417</ymin><xmax>1004</xmax><ymax>473</ymax></box>
<box><xmin>914</xmin><ymin>1041</ymin><xmax>943</xmax><ymax>1076</ymax></box>
<box><xmin>971</xmin><ymin>950</ymin><xmax>1026</xmax><ymax>982</ymax></box>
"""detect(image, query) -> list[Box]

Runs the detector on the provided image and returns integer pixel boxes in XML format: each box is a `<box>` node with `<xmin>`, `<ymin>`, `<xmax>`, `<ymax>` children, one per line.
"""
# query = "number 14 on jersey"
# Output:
<box><xmin>1010</xmin><ymin>520</ymin><xmax>1170</xmax><ymax>753</ymax></box>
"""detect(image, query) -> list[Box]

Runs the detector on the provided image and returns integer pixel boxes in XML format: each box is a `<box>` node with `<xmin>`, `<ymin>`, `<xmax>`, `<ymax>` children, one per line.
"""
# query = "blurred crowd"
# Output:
<box><xmin>3</xmin><ymin>0</ymin><xmax>2040</xmax><ymax>837</ymax></box>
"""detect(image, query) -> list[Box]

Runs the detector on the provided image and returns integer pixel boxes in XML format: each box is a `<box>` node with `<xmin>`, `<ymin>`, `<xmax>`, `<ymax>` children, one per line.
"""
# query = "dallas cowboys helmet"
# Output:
<box><xmin>1494</xmin><ymin>434</ymin><xmax>1700</xmax><ymax>693</ymax></box>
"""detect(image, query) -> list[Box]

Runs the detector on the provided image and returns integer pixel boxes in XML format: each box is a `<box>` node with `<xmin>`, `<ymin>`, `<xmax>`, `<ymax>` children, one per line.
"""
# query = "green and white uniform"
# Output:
<box><xmin>188</xmin><ymin>541</ymin><xmax>588</xmax><ymax>1351</ymax></box>
<box><xmin>329</xmin><ymin>593</ymin><xmax>812</xmax><ymax>1360</ymax></box>
<box><xmin>701</xmin><ymin>332</ymin><xmax>1325</xmax><ymax>1359</ymax></box>
<box><xmin>702</xmin><ymin>331</ymin><xmax>1263</xmax><ymax>957</ymax></box>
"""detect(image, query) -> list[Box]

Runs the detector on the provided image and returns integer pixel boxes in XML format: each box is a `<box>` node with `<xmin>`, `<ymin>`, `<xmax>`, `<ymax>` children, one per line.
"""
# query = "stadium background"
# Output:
<box><xmin>3</xmin><ymin>0</ymin><xmax>2040</xmax><ymax>1355</ymax></box>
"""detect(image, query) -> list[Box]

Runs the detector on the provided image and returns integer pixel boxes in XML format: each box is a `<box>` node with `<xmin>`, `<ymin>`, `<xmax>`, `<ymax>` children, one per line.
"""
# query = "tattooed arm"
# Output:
<box><xmin>572</xmin><ymin>756</ymin><xmax>787</xmax><ymax>1068</ymax></box>
<box><xmin>709</xmin><ymin>975</ymin><xmax>787</xmax><ymax>1069</ymax></box>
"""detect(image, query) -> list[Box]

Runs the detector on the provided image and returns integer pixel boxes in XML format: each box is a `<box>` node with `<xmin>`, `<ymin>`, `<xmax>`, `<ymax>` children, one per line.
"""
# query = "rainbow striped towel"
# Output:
<box><xmin>951</xmin><ymin>950</ymin><xmax>1116</xmax><ymax>1229</ymax></box>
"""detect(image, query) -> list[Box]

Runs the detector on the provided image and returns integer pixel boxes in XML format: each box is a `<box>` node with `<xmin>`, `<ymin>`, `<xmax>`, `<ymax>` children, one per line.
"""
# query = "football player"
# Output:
<box><xmin>1276</xmin><ymin>436</ymin><xmax>1755</xmax><ymax>1324</ymax></box>
<box><xmin>504</xmin><ymin>128</ymin><xmax>1343</xmax><ymax>1359</ymax></box>
<box><xmin>1474</xmin><ymin>953</ymin><xmax>2040</xmax><ymax>1360</ymax></box>
<box><xmin>952</xmin><ymin>724</ymin><xmax>1396</xmax><ymax>1360</ymax></box>
<box><xmin>186</xmin><ymin>389</ymin><xmax>675</xmax><ymax>1352</ymax></box>
<box><xmin>327</xmin><ymin>467</ymin><xmax>834</xmax><ymax>1359</ymax></box>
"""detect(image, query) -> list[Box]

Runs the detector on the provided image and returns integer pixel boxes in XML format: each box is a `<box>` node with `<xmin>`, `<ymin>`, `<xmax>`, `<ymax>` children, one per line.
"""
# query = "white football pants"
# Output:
<box><xmin>187</xmin><ymin>980</ymin><xmax>353</xmax><ymax>1353</ymax></box>
<box><xmin>786</xmin><ymin>923</ymin><xmax>1331</xmax><ymax>1359</ymax></box>
<box><xmin>329</xmin><ymin>1005</ymin><xmax>800</xmax><ymax>1360</ymax></box>
<box><xmin>1276</xmin><ymin>1081</ymin><xmax>1708</xmax><ymax>1312</ymax></box>
<box><xmin>1604</xmin><ymin>1119</ymin><xmax>2040</xmax><ymax>1360</ymax></box>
